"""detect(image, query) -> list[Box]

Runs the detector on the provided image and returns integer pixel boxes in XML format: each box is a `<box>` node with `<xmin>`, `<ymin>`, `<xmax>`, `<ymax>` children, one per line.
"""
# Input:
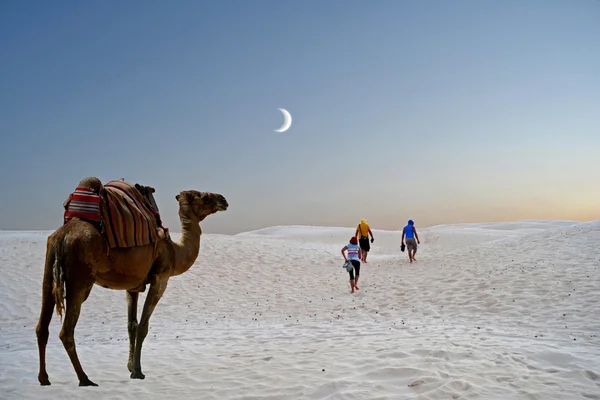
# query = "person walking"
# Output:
<box><xmin>401</xmin><ymin>219</ymin><xmax>420</xmax><ymax>263</ymax></box>
<box><xmin>341</xmin><ymin>236</ymin><xmax>362</xmax><ymax>293</ymax></box>
<box><xmin>355</xmin><ymin>218</ymin><xmax>374</xmax><ymax>263</ymax></box>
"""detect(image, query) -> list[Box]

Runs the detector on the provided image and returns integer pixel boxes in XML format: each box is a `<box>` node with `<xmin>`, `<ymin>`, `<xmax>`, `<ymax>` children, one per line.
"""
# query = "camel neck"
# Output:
<box><xmin>172</xmin><ymin>214</ymin><xmax>201</xmax><ymax>276</ymax></box>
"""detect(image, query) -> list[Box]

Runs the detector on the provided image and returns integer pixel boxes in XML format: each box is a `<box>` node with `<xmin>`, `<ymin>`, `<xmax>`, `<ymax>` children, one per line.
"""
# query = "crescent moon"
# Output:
<box><xmin>274</xmin><ymin>108</ymin><xmax>292</xmax><ymax>132</ymax></box>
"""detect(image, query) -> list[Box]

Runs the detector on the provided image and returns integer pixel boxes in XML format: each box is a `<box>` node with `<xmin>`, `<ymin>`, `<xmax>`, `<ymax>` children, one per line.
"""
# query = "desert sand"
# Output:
<box><xmin>0</xmin><ymin>220</ymin><xmax>599</xmax><ymax>399</ymax></box>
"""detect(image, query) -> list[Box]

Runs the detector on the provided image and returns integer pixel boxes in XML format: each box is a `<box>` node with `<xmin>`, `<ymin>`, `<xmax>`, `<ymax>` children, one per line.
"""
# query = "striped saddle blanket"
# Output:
<box><xmin>63</xmin><ymin>179</ymin><xmax>166</xmax><ymax>249</ymax></box>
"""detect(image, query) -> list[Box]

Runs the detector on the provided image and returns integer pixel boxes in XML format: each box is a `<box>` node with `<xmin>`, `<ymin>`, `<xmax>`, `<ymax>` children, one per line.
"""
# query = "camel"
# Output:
<box><xmin>35</xmin><ymin>178</ymin><xmax>228</xmax><ymax>386</ymax></box>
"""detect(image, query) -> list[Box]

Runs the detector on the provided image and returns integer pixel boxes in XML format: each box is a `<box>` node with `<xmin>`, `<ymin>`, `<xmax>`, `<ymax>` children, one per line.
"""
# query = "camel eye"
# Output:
<box><xmin>200</xmin><ymin>193</ymin><xmax>214</xmax><ymax>202</ymax></box>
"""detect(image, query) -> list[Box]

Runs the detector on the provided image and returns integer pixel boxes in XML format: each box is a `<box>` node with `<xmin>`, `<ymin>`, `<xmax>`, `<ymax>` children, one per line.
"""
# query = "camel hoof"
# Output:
<box><xmin>79</xmin><ymin>379</ymin><xmax>98</xmax><ymax>387</ymax></box>
<box><xmin>130</xmin><ymin>370</ymin><xmax>145</xmax><ymax>380</ymax></box>
<box><xmin>38</xmin><ymin>373</ymin><xmax>51</xmax><ymax>386</ymax></box>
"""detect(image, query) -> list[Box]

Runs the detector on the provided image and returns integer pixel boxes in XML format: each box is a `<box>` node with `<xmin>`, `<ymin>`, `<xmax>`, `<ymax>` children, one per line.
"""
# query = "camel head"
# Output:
<box><xmin>176</xmin><ymin>190</ymin><xmax>228</xmax><ymax>222</ymax></box>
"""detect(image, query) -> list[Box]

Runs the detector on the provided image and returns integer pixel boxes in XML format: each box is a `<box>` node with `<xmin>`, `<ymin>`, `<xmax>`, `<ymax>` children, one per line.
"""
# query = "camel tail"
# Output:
<box><xmin>51</xmin><ymin>234</ymin><xmax>66</xmax><ymax>321</ymax></box>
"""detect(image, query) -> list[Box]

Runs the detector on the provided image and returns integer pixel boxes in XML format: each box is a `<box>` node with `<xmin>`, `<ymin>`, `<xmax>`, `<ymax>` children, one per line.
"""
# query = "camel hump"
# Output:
<box><xmin>63</xmin><ymin>178</ymin><xmax>104</xmax><ymax>227</ymax></box>
<box><xmin>74</xmin><ymin>177</ymin><xmax>104</xmax><ymax>194</ymax></box>
<box><xmin>102</xmin><ymin>180</ymin><xmax>166</xmax><ymax>248</ymax></box>
<box><xmin>62</xmin><ymin>178</ymin><xmax>168</xmax><ymax>249</ymax></box>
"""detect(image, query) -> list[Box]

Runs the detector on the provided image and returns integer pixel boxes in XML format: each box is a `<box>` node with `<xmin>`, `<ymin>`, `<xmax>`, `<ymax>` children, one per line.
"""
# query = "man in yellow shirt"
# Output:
<box><xmin>355</xmin><ymin>219</ymin><xmax>374</xmax><ymax>263</ymax></box>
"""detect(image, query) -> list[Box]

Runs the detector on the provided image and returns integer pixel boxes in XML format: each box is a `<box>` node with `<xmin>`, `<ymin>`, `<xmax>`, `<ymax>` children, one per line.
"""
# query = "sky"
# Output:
<box><xmin>1</xmin><ymin>0</ymin><xmax>599</xmax><ymax>235</ymax></box>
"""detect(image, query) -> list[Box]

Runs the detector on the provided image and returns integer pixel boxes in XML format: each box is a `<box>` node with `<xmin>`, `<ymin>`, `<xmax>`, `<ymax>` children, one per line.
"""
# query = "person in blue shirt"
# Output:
<box><xmin>402</xmin><ymin>219</ymin><xmax>420</xmax><ymax>263</ymax></box>
<box><xmin>341</xmin><ymin>236</ymin><xmax>362</xmax><ymax>293</ymax></box>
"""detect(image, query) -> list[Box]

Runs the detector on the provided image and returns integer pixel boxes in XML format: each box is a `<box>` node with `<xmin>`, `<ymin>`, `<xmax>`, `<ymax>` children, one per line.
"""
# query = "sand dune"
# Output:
<box><xmin>0</xmin><ymin>220</ymin><xmax>599</xmax><ymax>399</ymax></box>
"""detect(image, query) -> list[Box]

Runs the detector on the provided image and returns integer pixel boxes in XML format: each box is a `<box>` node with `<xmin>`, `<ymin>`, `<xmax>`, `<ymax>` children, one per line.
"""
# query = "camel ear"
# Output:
<box><xmin>185</xmin><ymin>191</ymin><xmax>197</xmax><ymax>203</ymax></box>
<box><xmin>176</xmin><ymin>191</ymin><xmax>196</xmax><ymax>204</ymax></box>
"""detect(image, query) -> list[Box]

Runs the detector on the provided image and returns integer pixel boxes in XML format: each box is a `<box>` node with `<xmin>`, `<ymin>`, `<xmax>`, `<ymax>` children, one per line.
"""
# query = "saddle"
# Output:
<box><xmin>63</xmin><ymin>177</ymin><xmax>169</xmax><ymax>249</ymax></box>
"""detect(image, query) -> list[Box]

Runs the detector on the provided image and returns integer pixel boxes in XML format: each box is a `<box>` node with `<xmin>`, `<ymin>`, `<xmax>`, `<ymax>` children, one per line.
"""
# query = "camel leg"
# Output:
<box><xmin>59</xmin><ymin>281</ymin><xmax>97</xmax><ymax>387</ymax></box>
<box><xmin>35</xmin><ymin>250</ymin><xmax>55</xmax><ymax>386</ymax></box>
<box><xmin>126</xmin><ymin>291</ymin><xmax>139</xmax><ymax>373</ymax></box>
<box><xmin>130</xmin><ymin>276</ymin><xmax>168</xmax><ymax>379</ymax></box>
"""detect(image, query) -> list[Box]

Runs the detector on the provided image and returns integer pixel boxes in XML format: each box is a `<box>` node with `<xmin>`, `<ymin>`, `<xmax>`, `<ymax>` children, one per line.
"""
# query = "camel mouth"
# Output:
<box><xmin>203</xmin><ymin>193</ymin><xmax>228</xmax><ymax>213</ymax></box>
<box><xmin>215</xmin><ymin>197</ymin><xmax>229</xmax><ymax>212</ymax></box>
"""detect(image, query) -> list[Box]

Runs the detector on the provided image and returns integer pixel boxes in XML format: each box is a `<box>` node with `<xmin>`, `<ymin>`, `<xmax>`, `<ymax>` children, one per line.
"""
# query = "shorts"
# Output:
<box><xmin>359</xmin><ymin>237</ymin><xmax>370</xmax><ymax>252</ymax></box>
<box><xmin>348</xmin><ymin>260</ymin><xmax>361</xmax><ymax>280</ymax></box>
<box><xmin>406</xmin><ymin>238</ymin><xmax>417</xmax><ymax>251</ymax></box>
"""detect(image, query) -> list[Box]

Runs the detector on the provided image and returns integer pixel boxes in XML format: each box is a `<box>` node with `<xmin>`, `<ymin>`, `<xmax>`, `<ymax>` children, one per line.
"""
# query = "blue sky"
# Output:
<box><xmin>1</xmin><ymin>0</ymin><xmax>599</xmax><ymax>234</ymax></box>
